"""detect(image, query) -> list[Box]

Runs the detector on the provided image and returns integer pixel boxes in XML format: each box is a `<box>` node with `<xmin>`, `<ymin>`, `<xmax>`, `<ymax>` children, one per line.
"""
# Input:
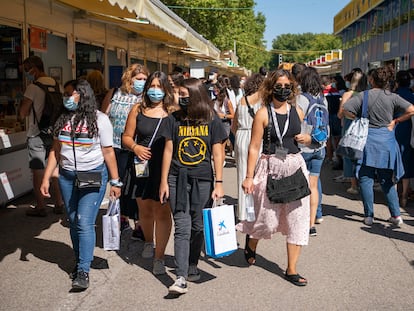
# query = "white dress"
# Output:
<box><xmin>235</xmin><ymin>101</ymin><xmax>261</xmax><ymax>220</ymax></box>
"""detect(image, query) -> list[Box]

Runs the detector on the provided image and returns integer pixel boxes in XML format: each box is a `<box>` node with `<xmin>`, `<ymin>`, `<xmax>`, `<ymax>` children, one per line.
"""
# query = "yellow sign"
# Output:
<box><xmin>334</xmin><ymin>0</ymin><xmax>385</xmax><ymax>34</ymax></box>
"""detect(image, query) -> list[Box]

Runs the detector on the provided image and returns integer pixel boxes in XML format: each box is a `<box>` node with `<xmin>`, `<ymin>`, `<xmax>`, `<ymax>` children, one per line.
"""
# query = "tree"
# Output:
<box><xmin>269</xmin><ymin>33</ymin><xmax>341</xmax><ymax>68</ymax></box>
<box><xmin>162</xmin><ymin>0</ymin><xmax>269</xmax><ymax>71</ymax></box>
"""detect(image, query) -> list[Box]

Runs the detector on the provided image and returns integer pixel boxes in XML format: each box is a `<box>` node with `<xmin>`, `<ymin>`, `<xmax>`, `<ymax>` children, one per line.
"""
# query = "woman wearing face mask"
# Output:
<box><xmin>123</xmin><ymin>71</ymin><xmax>174</xmax><ymax>275</ymax></box>
<box><xmin>159</xmin><ymin>78</ymin><xmax>227</xmax><ymax>294</ymax></box>
<box><xmin>40</xmin><ymin>79</ymin><xmax>121</xmax><ymax>290</ymax></box>
<box><xmin>237</xmin><ymin>69</ymin><xmax>311</xmax><ymax>286</ymax></box>
<box><xmin>101</xmin><ymin>64</ymin><xmax>149</xmax><ymax>240</ymax></box>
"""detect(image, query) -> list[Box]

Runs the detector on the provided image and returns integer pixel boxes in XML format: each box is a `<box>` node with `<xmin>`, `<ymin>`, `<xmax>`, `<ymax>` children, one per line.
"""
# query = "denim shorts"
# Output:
<box><xmin>301</xmin><ymin>148</ymin><xmax>326</xmax><ymax>176</ymax></box>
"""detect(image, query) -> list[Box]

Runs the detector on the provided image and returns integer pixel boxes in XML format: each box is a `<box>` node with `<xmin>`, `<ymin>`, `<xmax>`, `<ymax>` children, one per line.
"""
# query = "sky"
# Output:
<box><xmin>254</xmin><ymin>0</ymin><xmax>347</xmax><ymax>50</ymax></box>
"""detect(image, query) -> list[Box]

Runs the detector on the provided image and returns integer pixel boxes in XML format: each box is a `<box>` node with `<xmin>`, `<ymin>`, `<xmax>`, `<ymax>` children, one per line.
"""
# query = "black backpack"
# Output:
<box><xmin>32</xmin><ymin>80</ymin><xmax>63</xmax><ymax>135</ymax></box>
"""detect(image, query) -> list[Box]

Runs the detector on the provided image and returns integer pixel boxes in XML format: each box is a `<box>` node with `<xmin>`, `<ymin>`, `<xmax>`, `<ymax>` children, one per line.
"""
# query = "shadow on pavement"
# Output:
<box><xmin>361</xmin><ymin>223</ymin><xmax>414</xmax><ymax>244</ymax></box>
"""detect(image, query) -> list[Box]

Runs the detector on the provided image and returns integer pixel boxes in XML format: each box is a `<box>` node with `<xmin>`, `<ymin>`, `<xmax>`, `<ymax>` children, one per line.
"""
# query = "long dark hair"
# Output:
<box><xmin>259</xmin><ymin>69</ymin><xmax>297</xmax><ymax>106</ymax></box>
<box><xmin>141</xmin><ymin>71</ymin><xmax>174</xmax><ymax>112</ymax></box>
<box><xmin>300</xmin><ymin>67</ymin><xmax>323</xmax><ymax>96</ymax></box>
<box><xmin>178</xmin><ymin>78</ymin><xmax>214</xmax><ymax>125</ymax></box>
<box><xmin>53</xmin><ymin>79</ymin><xmax>98</xmax><ymax>138</ymax></box>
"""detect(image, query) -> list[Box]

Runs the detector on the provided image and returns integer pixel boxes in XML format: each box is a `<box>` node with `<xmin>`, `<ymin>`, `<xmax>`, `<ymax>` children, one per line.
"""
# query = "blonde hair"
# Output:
<box><xmin>86</xmin><ymin>70</ymin><xmax>106</xmax><ymax>95</ymax></box>
<box><xmin>121</xmin><ymin>63</ymin><xmax>150</xmax><ymax>94</ymax></box>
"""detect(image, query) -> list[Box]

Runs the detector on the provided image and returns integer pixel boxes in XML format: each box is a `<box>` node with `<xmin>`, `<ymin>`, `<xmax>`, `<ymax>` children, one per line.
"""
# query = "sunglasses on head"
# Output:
<box><xmin>274</xmin><ymin>83</ymin><xmax>292</xmax><ymax>90</ymax></box>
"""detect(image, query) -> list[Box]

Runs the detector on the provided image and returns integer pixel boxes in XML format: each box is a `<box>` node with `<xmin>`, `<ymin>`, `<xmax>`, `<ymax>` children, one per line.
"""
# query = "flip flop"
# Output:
<box><xmin>244</xmin><ymin>234</ymin><xmax>256</xmax><ymax>265</ymax></box>
<box><xmin>285</xmin><ymin>271</ymin><xmax>308</xmax><ymax>286</ymax></box>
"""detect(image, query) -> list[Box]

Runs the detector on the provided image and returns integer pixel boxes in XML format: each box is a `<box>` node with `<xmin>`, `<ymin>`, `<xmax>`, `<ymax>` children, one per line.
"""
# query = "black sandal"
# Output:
<box><xmin>244</xmin><ymin>235</ymin><xmax>256</xmax><ymax>265</ymax></box>
<box><xmin>285</xmin><ymin>271</ymin><xmax>307</xmax><ymax>286</ymax></box>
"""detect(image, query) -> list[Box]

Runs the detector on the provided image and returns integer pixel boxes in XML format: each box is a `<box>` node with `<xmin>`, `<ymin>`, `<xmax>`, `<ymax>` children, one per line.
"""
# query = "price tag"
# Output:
<box><xmin>0</xmin><ymin>130</ymin><xmax>11</xmax><ymax>148</ymax></box>
<box><xmin>0</xmin><ymin>172</ymin><xmax>15</xmax><ymax>200</ymax></box>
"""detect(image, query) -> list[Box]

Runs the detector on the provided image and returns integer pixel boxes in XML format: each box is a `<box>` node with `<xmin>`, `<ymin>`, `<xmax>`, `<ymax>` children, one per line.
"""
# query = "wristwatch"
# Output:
<box><xmin>109</xmin><ymin>179</ymin><xmax>123</xmax><ymax>187</ymax></box>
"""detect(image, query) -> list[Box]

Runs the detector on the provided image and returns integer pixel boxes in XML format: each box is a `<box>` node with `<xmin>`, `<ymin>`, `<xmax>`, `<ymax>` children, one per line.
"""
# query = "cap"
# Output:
<box><xmin>209</xmin><ymin>68</ymin><xmax>218</xmax><ymax>75</ymax></box>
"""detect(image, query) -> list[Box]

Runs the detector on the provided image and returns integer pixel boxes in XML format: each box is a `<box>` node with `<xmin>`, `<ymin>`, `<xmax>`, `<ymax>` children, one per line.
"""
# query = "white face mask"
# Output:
<box><xmin>208</xmin><ymin>74</ymin><xmax>215</xmax><ymax>81</ymax></box>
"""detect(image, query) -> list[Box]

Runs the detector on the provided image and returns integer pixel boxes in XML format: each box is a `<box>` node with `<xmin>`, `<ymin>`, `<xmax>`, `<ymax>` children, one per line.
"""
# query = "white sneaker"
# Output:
<box><xmin>346</xmin><ymin>187</ymin><xmax>359</xmax><ymax>195</ymax></box>
<box><xmin>363</xmin><ymin>217</ymin><xmax>374</xmax><ymax>226</ymax></box>
<box><xmin>187</xmin><ymin>264</ymin><xmax>201</xmax><ymax>282</ymax></box>
<box><xmin>315</xmin><ymin>217</ymin><xmax>324</xmax><ymax>224</ymax></box>
<box><xmin>142</xmin><ymin>242</ymin><xmax>154</xmax><ymax>258</ymax></box>
<box><xmin>152</xmin><ymin>258</ymin><xmax>166</xmax><ymax>275</ymax></box>
<box><xmin>388</xmin><ymin>216</ymin><xmax>403</xmax><ymax>227</ymax></box>
<box><xmin>168</xmin><ymin>276</ymin><xmax>188</xmax><ymax>294</ymax></box>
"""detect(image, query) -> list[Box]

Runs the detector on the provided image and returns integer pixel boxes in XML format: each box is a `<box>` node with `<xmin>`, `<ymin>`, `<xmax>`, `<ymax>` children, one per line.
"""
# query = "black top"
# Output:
<box><xmin>133</xmin><ymin>113</ymin><xmax>168</xmax><ymax>201</ymax></box>
<box><xmin>262</xmin><ymin>104</ymin><xmax>301</xmax><ymax>155</ymax></box>
<box><xmin>161</xmin><ymin>112</ymin><xmax>228</xmax><ymax>180</ymax></box>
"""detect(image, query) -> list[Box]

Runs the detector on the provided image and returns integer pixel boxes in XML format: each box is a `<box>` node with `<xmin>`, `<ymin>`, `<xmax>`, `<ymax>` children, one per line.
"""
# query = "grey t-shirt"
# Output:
<box><xmin>344</xmin><ymin>89</ymin><xmax>412</xmax><ymax>128</ymax></box>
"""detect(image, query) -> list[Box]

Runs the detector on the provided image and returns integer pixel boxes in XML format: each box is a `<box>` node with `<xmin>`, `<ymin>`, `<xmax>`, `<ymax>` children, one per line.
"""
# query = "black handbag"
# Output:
<box><xmin>265</xmin><ymin>105</ymin><xmax>310</xmax><ymax>203</ymax></box>
<box><xmin>71</xmin><ymin>129</ymin><xmax>102</xmax><ymax>189</ymax></box>
<box><xmin>75</xmin><ymin>171</ymin><xmax>102</xmax><ymax>188</ymax></box>
<box><xmin>266</xmin><ymin>168</ymin><xmax>310</xmax><ymax>203</ymax></box>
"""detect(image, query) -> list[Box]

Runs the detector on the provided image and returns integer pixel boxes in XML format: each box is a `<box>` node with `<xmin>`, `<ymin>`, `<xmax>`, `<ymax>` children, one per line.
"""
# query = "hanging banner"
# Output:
<box><xmin>30</xmin><ymin>26</ymin><xmax>47</xmax><ymax>52</ymax></box>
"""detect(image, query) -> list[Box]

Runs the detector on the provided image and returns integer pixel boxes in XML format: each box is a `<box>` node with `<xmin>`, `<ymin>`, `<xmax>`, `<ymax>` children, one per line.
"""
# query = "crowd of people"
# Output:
<box><xmin>21</xmin><ymin>55</ymin><xmax>414</xmax><ymax>293</ymax></box>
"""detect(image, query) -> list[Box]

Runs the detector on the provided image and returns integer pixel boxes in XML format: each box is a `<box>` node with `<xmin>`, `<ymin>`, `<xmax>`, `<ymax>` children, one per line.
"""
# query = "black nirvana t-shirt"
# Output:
<box><xmin>161</xmin><ymin>112</ymin><xmax>227</xmax><ymax>180</ymax></box>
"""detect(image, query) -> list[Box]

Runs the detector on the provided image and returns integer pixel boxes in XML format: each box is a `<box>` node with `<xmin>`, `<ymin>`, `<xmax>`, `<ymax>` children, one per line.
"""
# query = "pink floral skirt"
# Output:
<box><xmin>236</xmin><ymin>153</ymin><xmax>310</xmax><ymax>246</ymax></box>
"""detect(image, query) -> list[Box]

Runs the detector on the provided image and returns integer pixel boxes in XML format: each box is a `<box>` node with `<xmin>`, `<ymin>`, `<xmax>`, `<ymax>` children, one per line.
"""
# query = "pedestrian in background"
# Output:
<box><xmin>40</xmin><ymin>79</ymin><xmax>121</xmax><ymax>290</ymax></box>
<box><xmin>101</xmin><ymin>63</ymin><xmax>149</xmax><ymax>240</ymax></box>
<box><xmin>394</xmin><ymin>70</ymin><xmax>414</xmax><ymax>208</ymax></box>
<box><xmin>20</xmin><ymin>55</ymin><xmax>65</xmax><ymax>216</ymax></box>
<box><xmin>232</xmin><ymin>73</ymin><xmax>264</xmax><ymax>221</ymax></box>
<box><xmin>343</xmin><ymin>67</ymin><xmax>414</xmax><ymax>226</ymax></box>
<box><xmin>86</xmin><ymin>70</ymin><xmax>107</xmax><ymax>110</ymax></box>
<box><xmin>296</xmin><ymin>67</ymin><xmax>329</xmax><ymax>236</ymax></box>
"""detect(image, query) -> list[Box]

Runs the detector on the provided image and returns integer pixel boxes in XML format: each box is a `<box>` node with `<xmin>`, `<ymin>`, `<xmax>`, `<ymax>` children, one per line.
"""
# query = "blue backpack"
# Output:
<box><xmin>302</xmin><ymin>93</ymin><xmax>329</xmax><ymax>143</ymax></box>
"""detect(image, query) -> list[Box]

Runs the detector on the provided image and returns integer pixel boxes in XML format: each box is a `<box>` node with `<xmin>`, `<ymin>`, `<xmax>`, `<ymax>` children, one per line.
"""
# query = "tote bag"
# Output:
<box><xmin>336</xmin><ymin>90</ymin><xmax>369</xmax><ymax>160</ymax></box>
<box><xmin>203</xmin><ymin>203</ymin><xmax>237</xmax><ymax>258</ymax></box>
<box><xmin>102</xmin><ymin>199</ymin><xmax>121</xmax><ymax>251</ymax></box>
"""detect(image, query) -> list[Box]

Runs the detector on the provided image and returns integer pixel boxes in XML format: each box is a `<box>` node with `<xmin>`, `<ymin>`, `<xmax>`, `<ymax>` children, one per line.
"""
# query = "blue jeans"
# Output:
<box><xmin>358</xmin><ymin>165</ymin><xmax>400</xmax><ymax>218</ymax></box>
<box><xmin>301</xmin><ymin>148</ymin><xmax>325</xmax><ymax>218</ymax></box>
<box><xmin>59</xmin><ymin>163</ymin><xmax>108</xmax><ymax>272</ymax></box>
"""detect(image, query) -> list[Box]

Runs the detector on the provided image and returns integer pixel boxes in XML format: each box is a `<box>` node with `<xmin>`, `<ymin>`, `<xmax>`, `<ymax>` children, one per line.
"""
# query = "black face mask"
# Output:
<box><xmin>273</xmin><ymin>88</ymin><xmax>292</xmax><ymax>102</ymax></box>
<box><xmin>179</xmin><ymin>97</ymin><xmax>190</xmax><ymax>112</ymax></box>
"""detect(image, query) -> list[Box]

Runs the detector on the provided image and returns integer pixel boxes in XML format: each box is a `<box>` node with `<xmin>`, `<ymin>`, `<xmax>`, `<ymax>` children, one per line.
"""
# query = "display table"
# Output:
<box><xmin>0</xmin><ymin>131</ymin><xmax>32</xmax><ymax>206</ymax></box>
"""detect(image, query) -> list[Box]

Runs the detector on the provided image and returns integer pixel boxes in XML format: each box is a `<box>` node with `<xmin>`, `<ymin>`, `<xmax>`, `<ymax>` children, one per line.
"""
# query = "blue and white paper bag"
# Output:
<box><xmin>203</xmin><ymin>204</ymin><xmax>237</xmax><ymax>258</ymax></box>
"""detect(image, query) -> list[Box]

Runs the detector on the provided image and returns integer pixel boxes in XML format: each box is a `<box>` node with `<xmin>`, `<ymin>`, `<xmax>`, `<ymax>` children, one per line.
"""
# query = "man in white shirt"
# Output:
<box><xmin>19</xmin><ymin>56</ymin><xmax>64</xmax><ymax>216</ymax></box>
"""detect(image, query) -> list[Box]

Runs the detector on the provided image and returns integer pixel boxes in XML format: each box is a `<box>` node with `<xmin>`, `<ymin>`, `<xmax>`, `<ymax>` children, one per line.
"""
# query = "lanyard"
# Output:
<box><xmin>270</xmin><ymin>103</ymin><xmax>290</xmax><ymax>147</ymax></box>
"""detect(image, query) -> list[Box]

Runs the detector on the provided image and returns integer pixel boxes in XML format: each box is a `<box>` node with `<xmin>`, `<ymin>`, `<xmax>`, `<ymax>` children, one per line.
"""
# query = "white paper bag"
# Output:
<box><xmin>102</xmin><ymin>199</ymin><xmax>120</xmax><ymax>251</ymax></box>
<box><xmin>203</xmin><ymin>204</ymin><xmax>237</xmax><ymax>258</ymax></box>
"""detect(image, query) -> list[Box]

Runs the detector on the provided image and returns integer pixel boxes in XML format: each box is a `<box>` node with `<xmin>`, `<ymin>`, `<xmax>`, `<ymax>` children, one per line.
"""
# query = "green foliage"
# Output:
<box><xmin>269</xmin><ymin>33</ymin><xmax>341</xmax><ymax>68</ymax></box>
<box><xmin>162</xmin><ymin>0</ymin><xmax>269</xmax><ymax>71</ymax></box>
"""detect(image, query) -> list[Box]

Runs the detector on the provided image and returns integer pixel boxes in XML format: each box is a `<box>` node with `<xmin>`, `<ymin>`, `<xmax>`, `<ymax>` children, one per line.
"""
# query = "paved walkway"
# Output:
<box><xmin>1</xmin><ymin>158</ymin><xmax>414</xmax><ymax>310</ymax></box>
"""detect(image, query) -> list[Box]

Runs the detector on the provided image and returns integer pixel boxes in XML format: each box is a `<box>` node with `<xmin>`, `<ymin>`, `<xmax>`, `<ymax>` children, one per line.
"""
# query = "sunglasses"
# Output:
<box><xmin>274</xmin><ymin>83</ymin><xmax>292</xmax><ymax>90</ymax></box>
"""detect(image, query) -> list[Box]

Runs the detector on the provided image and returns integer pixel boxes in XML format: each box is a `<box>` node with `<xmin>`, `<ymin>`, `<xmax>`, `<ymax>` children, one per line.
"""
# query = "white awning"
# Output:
<box><xmin>57</xmin><ymin>0</ymin><xmax>220</xmax><ymax>59</ymax></box>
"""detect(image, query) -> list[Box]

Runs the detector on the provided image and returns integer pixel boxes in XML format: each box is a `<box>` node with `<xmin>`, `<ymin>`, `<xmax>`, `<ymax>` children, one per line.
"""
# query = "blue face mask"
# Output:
<box><xmin>133</xmin><ymin>80</ymin><xmax>146</xmax><ymax>94</ymax></box>
<box><xmin>331</xmin><ymin>82</ymin><xmax>336</xmax><ymax>89</ymax></box>
<box><xmin>147</xmin><ymin>88</ymin><xmax>165</xmax><ymax>103</ymax></box>
<box><xmin>63</xmin><ymin>96</ymin><xmax>78</xmax><ymax>111</ymax></box>
<box><xmin>25</xmin><ymin>71</ymin><xmax>35</xmax><ymax>81</ymax></box>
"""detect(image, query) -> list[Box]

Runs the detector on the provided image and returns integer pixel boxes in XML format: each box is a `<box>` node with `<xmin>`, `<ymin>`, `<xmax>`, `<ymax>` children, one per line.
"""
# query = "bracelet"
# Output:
<box><xmin>245</xmin><ymin>176</ymin><xmax>253</xmax><ymax>179</ymax></box>
<box><xmin>215</xmin><ymin>180</ymin><xmax>223</xmax><ymax>183</ymax></box>
<box><xmin>109</xmin><ymin>179</ymin><xmax>123</xmax><ymax>187</ymax></box>
<box><xmin>131</xmin><ymin>143</ymin><xmax>137</xmax><ymax>151</ymax></box>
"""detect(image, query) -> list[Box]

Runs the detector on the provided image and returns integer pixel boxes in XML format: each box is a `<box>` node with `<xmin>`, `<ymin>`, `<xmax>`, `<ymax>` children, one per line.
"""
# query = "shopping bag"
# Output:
<box><xmin>203</xmin><ymin>203</ymin><xmax>237</xmax><ymax>258</ymax></box>
<box><xmin>336</xmin><ymin>91</ymin><xmax>369</xmax><ymax>160</ymax></box>
<box><xmin>102</xmin><ymin>198</ymin><xmax>121</xmax><ymax>251</ymax></box>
